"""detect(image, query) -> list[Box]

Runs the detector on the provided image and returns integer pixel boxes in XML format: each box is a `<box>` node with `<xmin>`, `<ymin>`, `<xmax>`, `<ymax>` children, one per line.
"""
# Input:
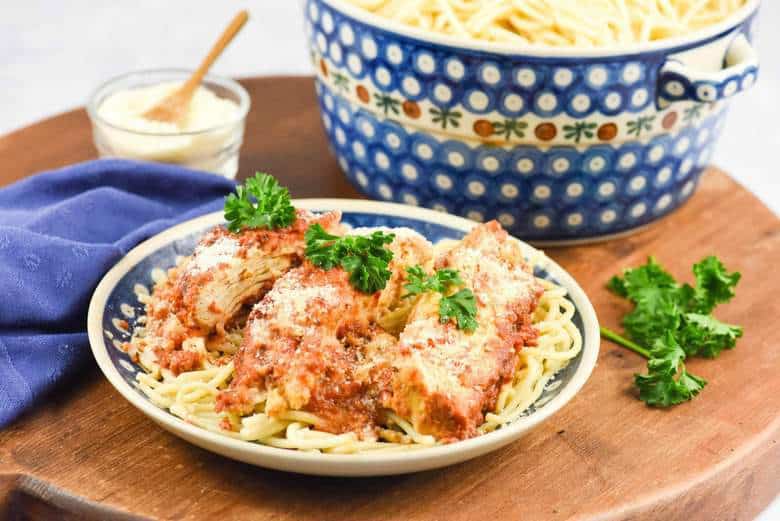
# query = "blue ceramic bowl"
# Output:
<box><xmin>304</xmin><ymin>0</ymin><xmax>760</xmax><ymax>242</ymax></box>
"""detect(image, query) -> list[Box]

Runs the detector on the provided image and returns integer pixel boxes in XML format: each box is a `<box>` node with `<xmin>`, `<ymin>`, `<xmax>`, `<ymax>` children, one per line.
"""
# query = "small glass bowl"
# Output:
<box><xmin>87</xmin><ymin>69</ymin><xmax>250</xmax><ymax>179</ymax></box>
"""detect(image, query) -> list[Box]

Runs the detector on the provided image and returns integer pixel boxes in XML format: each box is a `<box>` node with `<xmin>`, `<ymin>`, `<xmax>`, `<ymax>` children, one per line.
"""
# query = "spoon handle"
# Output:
<box><xmin>181</xmin><ymin>10</ymin><xmax>249</xmax><ymax>96</ymax></box>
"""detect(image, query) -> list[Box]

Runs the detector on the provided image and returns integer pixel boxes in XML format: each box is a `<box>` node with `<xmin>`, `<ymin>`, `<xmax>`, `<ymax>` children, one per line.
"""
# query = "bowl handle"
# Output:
<box><xmin>657</xmin><ymin>34</ymin><xmax>759</xmax><ymax>108</ymax></box>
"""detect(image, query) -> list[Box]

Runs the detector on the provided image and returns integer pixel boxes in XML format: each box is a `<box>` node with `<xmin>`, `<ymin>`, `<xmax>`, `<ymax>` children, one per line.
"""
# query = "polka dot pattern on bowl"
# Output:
<box><xmin>659</xmin><ymin>62</ymin><xmax>758</xmax><ymax>105</ymax></box>
<box><xmin>317</xmin><ymin>81</ymin><xmax>726</xmax><ymax>241</ymax></box>
<box><xmin>306</xmin><ymin>0</ymin><xmax>667</xmax><ymax>120</ymax></box>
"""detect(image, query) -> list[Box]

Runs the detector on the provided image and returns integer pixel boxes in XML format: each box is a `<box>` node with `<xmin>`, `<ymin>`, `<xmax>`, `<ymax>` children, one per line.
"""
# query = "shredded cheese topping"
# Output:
<box><xmin>189</xmin><ymin>237</ymin><xmax>240</xmax><ymax>273</ymax></box>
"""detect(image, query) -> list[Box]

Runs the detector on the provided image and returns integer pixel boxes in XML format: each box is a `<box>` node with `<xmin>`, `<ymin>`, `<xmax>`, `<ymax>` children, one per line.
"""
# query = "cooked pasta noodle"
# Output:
<box><xmin>341</xmin><ymin>0</ymin><xmax>747</xmax><ymax>46</ymax></box>
<box><xmin>134</xmin><ymin>242</ymin><xmax>581</xmax><ymax>454</ymax></box>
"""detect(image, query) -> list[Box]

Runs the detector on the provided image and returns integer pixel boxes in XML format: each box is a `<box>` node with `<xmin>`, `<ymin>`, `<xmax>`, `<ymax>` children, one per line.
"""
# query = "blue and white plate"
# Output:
<box><xmin>87</xmin><ymin>199</ymin><xmax>599</xmax><ymax>476</ymax></box>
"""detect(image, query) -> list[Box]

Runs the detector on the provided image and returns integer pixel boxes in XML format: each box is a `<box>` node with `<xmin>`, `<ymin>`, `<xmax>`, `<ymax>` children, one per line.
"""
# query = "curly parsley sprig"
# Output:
<box><xmin>601</xmin><ymin>327</ymin><xmax>707</xmax><ymax>407</ymax></box>
<box><xmin>403</xmin><ymin>266</ymin><xmax>478</xmax><ymax>332</ymax></box>
<box><xmin>602</xmin><ymin>256</ymin><xmax>742</xmax><ymax>407</ymax></box>
<box><xmin>224</xmin><ymin>173</ymin><xmax>296</xmax><ymax>233</ymax></box>
<box><xmin>304</xmin><ymin>224</ymin><xmax>395</xmax><ymax>294</ymax></box>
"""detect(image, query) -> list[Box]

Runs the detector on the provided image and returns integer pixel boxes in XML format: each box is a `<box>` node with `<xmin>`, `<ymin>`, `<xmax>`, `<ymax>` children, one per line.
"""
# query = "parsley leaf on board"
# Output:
<box><xmin>635</xmin><ymin>368</ymin><xmax>708</xmax><ymax>408</ymax></box>
<box><xmin>608</xmin><ymin>255</ymin><xmax>742</xmax><ymax>357</ymax></box>
<box><xmin>678</xmin><ymin>313</ymin><xmax>743</xmax><ymax>358</ymax></box>
<box><xmin>403</xmin><ymin>266</ymin><xmax>477</xmax><ymax>332</ymax></box>
<box><xmin>304</xmin><ymin>224</ymin><xmax>395</xmax><ymax>294</ymax></box>
<box><xmin>688</xmin><ymin>256</ymin><xmax>742</xmax><ymax>314</ymax></box>
<box><xmin>224</xmin><ymin>173</ymin><xmax>296</xmax><ymax>233</ymax></box>
<box><xmin>607</xmin><ymin>256</ymin><xmax>677</xmax><ymax>298</ymax></box>
<box><xmin>634</xmin><ymin>333</ymin><xmax>707</xmax><ymax>407</ymax></box>
<box><xmin>602</xmin><ymin>255</ymin><xmax>742</xmax><ymax>407</ymax></box>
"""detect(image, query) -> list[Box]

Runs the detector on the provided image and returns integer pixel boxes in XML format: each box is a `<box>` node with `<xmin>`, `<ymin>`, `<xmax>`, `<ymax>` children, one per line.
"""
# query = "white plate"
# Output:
<box><xmin>87</xmin><ymin>199</ymin><xmax>600</xmax><ymax>476</ymax></box>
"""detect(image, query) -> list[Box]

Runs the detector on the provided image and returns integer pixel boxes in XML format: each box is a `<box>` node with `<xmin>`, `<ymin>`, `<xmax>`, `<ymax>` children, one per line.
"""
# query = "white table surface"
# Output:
<box><xmin>1</xmin><ymin>2</ymin><xmax>778</xmax><ymax>519</ymax></box>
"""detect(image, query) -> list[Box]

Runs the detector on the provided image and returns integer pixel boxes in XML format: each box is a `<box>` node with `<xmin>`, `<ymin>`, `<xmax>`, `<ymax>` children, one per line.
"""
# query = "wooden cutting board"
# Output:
<box><xmin>0</xmin><ymin>76</ymin><xmax>778</xmax><ymax>521</ymax></box>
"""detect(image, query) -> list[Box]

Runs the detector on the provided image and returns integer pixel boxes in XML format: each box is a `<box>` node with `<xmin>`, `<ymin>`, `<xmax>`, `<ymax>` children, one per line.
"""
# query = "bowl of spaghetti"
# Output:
<box><xmin>87</xmin><ymin>199</ymin><xmax>599</xmax><ymax>476</ymax></box>
<box><xmin>306</xmin><ymin>0</ymin><xmax>760</xmax><ymax>242</ymax></box>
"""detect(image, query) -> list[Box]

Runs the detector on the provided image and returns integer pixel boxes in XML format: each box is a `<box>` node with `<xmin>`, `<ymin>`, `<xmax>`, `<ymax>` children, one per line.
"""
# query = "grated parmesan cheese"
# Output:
<box><xmin>252</xmin><ymin>270</ymin><xmax>340</xmax><ymax>340</ymax></box>
<box><xmin>188</xmin><ymin>236</ymin><xmax>240</xmax><ymax>273</ymax></box>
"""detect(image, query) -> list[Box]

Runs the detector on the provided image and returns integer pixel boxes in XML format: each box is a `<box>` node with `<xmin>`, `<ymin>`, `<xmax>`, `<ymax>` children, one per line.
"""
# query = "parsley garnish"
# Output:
<box><xmin>439</xmin><ymin>289</ymin><xmax>478</xmax><ymax>332</ymax></box>
<box><xmin>304</xmin><ymin>224</ymin><xmax>395</xmax><ymax>293</ymax></box>
<box><xmin>601</xmin><ymin>328</ymin><xmax>707</xmax><ymax>407</ymax></box>
<box><xmin>602</xmin><ymin>256</ymin><xmax>742</xmax><ymax>407</ymax></box>
<box><xmin>403</xmin><ymin>266</ymin><xmax>478</xmax><ymax>332</ymax></box>
<box><xmin>403</xmin><ymin>266</ymin><xmax>463</xmax><ymax>296</ymax></box>
<box><xmin>224</xmin><ymin>173</ymin><xmax>296</xmax><ymax>233</ymax></box>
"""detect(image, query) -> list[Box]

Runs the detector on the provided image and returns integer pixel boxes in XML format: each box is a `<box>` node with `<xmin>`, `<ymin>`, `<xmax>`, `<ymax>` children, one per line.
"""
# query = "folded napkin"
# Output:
<box><xmin>0</xmin><ymin>159</ymin><xmax>235</xmax><ymax>428</ymax></box>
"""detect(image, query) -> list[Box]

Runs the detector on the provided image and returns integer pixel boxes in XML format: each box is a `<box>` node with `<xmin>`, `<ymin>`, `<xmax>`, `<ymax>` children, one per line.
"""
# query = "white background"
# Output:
<box><xmin>1</xmin><ymin>2</ymin><xmax>778</xmax><ymax>518</ymax></box>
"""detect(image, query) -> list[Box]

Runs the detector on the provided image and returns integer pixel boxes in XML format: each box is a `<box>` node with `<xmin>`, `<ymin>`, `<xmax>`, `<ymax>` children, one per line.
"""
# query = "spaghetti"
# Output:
<box><xmin>132</xmin><ymin>227</ymin><xmax>581</xmax><ymax>454</ymax></box>
<box><xmin>341</xmin><ymin>0</ymin><xmax>747</xmax><ymax>47</ymax></box>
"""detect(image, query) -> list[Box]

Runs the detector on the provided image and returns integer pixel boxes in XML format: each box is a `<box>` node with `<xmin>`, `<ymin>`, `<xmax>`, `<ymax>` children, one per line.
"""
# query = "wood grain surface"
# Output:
<box><xmin>0</xmin><ymin>76</ymin><xmax>778</xmax><ymax>521</ymax></box>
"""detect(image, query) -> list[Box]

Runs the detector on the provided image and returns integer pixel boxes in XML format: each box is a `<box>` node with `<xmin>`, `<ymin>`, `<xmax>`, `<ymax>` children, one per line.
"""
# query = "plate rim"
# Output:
<box><xmin>87</xmin><ymin>198</ymin><xmax>600</xmax><ymax>474</ymax></box>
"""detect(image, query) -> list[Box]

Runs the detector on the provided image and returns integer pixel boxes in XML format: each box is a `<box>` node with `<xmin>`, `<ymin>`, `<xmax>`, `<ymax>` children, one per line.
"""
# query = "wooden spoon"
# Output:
<box><xmin>143</xmin><ymin>10</ymin><xmax>249</xmax><ymax>124</ymax></box>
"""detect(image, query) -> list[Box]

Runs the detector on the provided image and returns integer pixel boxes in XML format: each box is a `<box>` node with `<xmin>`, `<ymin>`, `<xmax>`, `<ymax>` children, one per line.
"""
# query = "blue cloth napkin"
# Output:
<box><xmin>0</xmin><ymin>159</ymin><xmax>236</xmax><ymax>428</ymax></box>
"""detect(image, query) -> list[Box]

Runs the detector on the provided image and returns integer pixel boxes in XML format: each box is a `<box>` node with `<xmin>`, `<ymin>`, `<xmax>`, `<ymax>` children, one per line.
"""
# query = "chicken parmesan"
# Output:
<box><xmin>130</xmin><ymin>179</ymin><xmax>581</xmax><ymax>453</ymax></box>
<box><xmin>128</xmin><ymin>209</ymin><xmax>342</xmax><ymax>376</ymax></box>
<box><xmin>216</xmin><ymin>228</ymin><xmax>433</xmax><ymax>440</ymax></box>
<box><xmin>384</xmin><ymin>222</ymin><xmax>543</xmax><ymax>442</ymax></box>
